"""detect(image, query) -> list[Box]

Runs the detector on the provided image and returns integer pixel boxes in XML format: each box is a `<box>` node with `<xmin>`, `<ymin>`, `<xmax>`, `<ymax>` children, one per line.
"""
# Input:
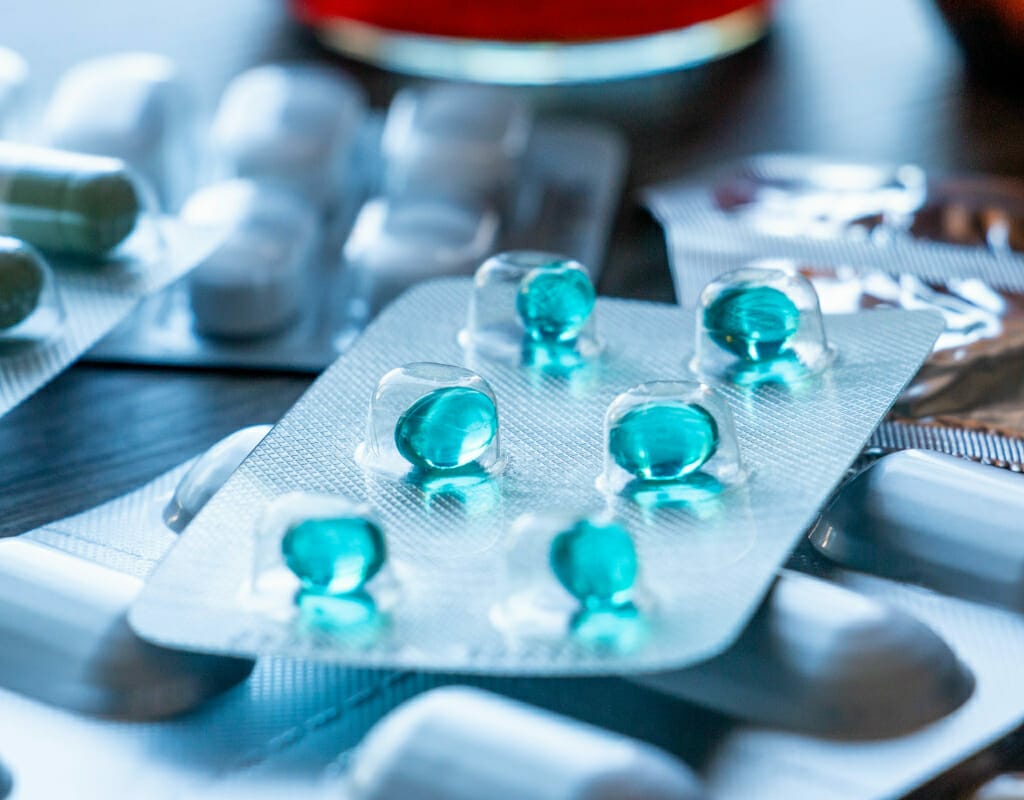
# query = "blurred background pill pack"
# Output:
<box><xmin>130</xmin><ymin>279</ymin><xmax>939</xmax><ymax>673</ymax></box>
<box><xmin>4</xmin><ymin>53</ymin><xmax>628</xmax><ymax>372</ymax></box>
<box><xmin>647</xmin><ymin>153</ymin><xmax>1024</xmax><ymax>470</ymax></box>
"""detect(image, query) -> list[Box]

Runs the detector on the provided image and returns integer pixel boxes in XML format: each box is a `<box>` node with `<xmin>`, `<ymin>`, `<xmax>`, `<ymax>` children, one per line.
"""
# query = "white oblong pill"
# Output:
<box><xmin>42</xmin><ymin>52</ymin><xmax>196</xmax><ymax>210</ymax></box>
<box><xmin>164</xmin><ymin>423</ymin><xmax>273</xmax><ymax>533</ymax></box>
<box><xmin>342</xmin><ymin>197</ymin><xmax>499</xmax><ymax>318</ymax></box>
<box><xmin>209</xmin><ymin>63</ymin><xmax>365</xmax><ymax>207</ymax></box>
<box><xmin>383</xmin><ymin>85</ymin><xmax>531</xmax><ymax>208</ymax></box>
<box><xmin>811</xmin><ymin>449</ymin><xmax>1024</xmax><ymax>611</ymax></box>
<box><xmin>182</xmin><ymin>180</ymin><xmax>317</xmax><ymax>339</ymax></box>
<box><xmin>0</xmin><ymin>538</ymin><xmax>252</xmax><ymax>719</ymax></box>
<box><xmin>632</xmin><ymin>570</ymin><xmax>974</xmax><ymax>738</ymax></box>
<box><xmin>973</xmin><ymin>773</ymin><xmax>1024</xmax><ymax>799</ymax></box>
<box><xmin>348</xmin><ymin>686</ymin><xmax>703</xmax><ymax>800</ymax></box>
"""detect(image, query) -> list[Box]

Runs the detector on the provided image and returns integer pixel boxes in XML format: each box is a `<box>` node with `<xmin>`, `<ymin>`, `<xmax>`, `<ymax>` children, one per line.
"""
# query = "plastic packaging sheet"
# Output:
<box><xmin>0</xmin><ymin>219</ymin><xmax>221</xmax><ymax>418</ymax></box>
<box><xmin>130</xmin><ymin>278</ymin><xmax>940</xmax><ymax>674</ymax></box>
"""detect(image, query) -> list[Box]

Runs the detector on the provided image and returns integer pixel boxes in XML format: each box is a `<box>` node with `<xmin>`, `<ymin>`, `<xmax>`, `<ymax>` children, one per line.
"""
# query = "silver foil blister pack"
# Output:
<box><xmin>0</xmin><ymin>218</ymin><xmax>219</xmax><ymax>419</ymax></box>
<box><xmin>129</xmin><ymin>277</ymin><xmax>940</xmax><ymax>674</ymax></box>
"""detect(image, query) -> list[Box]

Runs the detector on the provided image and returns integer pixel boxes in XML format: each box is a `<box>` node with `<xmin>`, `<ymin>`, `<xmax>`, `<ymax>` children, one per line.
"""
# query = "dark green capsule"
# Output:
<box><xmin>0</xmin><ymin>144</ymin><xmax>142</xmax><ymax>257</ymax></box>
<box><xmin>550</xmin><ymin>519</ymin><xmax>638</xmax><ymax>609</ymax></box>
<box><xmin>609</xmin><ymin>401</ymin><xmax>719</xmax><ymax>481</ymax></box>
<box><xmin>281</xmin><ymin>515</ymin><xmax>386</xmax><ymax>594</ymax></box>
<box><xmin>516</xmin><ymin>260</ymin><xmax>595</xmax><ymax>342</ymax></box>
<box><xmin>704</xmin><ymin>285</ymin><xmax>800</xmax><ymax>361</ymax></box>
<box><xmin>0</xmin><ymin>238</ymin><xmax>45</xmax><ymax>330</ymax></box>
<box><xmin>395</xmin><ymin>386</ymin><xmax>498</xmax><ymax>470</ymax></box>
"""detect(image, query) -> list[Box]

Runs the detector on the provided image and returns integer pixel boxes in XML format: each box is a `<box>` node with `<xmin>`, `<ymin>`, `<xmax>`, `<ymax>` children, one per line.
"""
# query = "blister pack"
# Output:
<box><xmin>129</xmin><ymin>275</ymin><xmax>939</xmax><ymax>674</ymax></box>
<box><xmin>646</xmin><ymin>153</ymin><xmax>1024</xmax><ymax>469</ymax></box>
<box><xmin>18</xmin><ymin>59</ymin><xmax>631</xmax><ymax>372</ymax></box>
<box><xmin>0</xmin><ymin>146</ymin><xmax>221</xmax><ymax>418</ymax></box>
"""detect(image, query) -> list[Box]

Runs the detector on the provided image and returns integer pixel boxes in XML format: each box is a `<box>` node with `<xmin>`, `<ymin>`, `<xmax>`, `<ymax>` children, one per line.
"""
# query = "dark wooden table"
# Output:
<box><xmin>3</xmin><ymin>0</ymin><xmax>1023</xmax><ymax>535</ymax></box>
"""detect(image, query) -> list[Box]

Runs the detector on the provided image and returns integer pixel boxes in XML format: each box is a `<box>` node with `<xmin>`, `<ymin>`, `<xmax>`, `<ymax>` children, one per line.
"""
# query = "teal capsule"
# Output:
<box><xmin>281</xmin><ymin>515</ymin><xmax>386</xmax><ymax>594</ymax></box>
<box><xmin>395</xmin><ymin>386</ymin><xmax>498</xmax><ymax>470</ymax></box>
<box><xmin>0</xmin><ymin>238</ymin><xmax>45</xmax><ymax>330</ymax></box>
<box><xmin>0</xmin><ymin>143</ymin><xmax>142</xmax><ymax>257</ymax></box>
<box><xmin>516</xmin><ymin>260</ymin><xmax>595</xmax><ymax>342</ymax></box>
<box><xmin>550</xmin><ymin>519</ymin><xmax>638</xmax><ymax>609</ymax></box>
<box><xmin>703</xmin><ymin>285</ymin><xmax>800</xmax><ymax>361</ymax></box>
<box><xmin>609</xmin><ymin>401</ymin><xmax>719</xmax><ymax>481</ymax></box>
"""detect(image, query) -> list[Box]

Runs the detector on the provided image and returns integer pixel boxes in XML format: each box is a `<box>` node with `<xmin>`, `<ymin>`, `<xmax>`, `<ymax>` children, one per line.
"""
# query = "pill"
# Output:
<box><xmin>632</xmin><ymin>570</ymin><xmax>973</xmax><ymax>738</ymax></box>
<box><xmin>0</xmin><ymin>143</ymin><xmax>143</xmax><ymax>257</ymax></box>
<box><xmin>703</xmin><ymin>285</ymin><xmax>801</xmax><ymax>361</ymax></box>
<box><xmin>0</xmin><ymin>237</ymin><xmax>46</xmax><ymax>330</ymax></box>
<box><xmin>382</xmin><ymin>85</ymin><xmax>531</xmax><ymax>207</ymax></box>
<box><xmin>609</xmin><ymin>402</ymin><xmax>719</xmax><ymax>481</ymax></box>
<box><xmin>281</xmin><ymin>514</ymin><xmax>386</xmax><ymax>595</ymax></box>
<box><xmin>549</xmin><ymin>519</ymin><xmax>637</xmax><ymax>609</ymax></box>
<box><xmin>394</xmin><ymin>386</ymin><xmax>499</xmax><ymax>471</ymax></box>
<box><xmin>516</xmin><ymin>258</ymin><xmax>596</xmax><ymax>343</ymax></box>
<box><xmin>164</xmin><ymin>423</ymin><xmax>273</xmax><ymax>533</ymax></box>
<box><xmin>342</xmin><ymin>198</ymin><xmax>500</xmax><ymax>318</ymax></box>
<box><xmin>347</xmin><ymin>686</ymin><xmax>704</xmax><ymax>800</ymax></box>
<box><xmin>811</xmin><ymin>449</ymin><xmax>1024</xmax><ymax>611</ymax></box>
<box><xmin>181</xmin><ymin>181</ymin><xmax>316</xmax><ymax>339</ymax></box>
<box><xmin>972</xmin><ymin>773</ymin><xmax>1024</xmax><ymax>800</ymax></box>
<box><xmin>209</xmin><ymin>63</ymin><xmax>364</xmax><ymax>206</ymax></box>
<box><xmin>42</xmin><ymin>52</ymin><xmax>195</xmax><ymax>209</ymax></box>
<box><xmin>0</xmin><ymin>537</ymin><xmax>253</xmax><ymax>719</ymax></box>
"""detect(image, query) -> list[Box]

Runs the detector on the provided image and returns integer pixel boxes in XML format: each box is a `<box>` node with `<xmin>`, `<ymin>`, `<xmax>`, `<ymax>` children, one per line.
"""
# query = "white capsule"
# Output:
<box><xmin>342</xmin><ymin>197</ymin><xmax>499</xmax><ymax>318</ymax></box>
<box><xmin>182</xmin><ymin>181</ymin><xmax>317</xmax><ymax>339</ymax></box>
<box><xmin>0</xmin><ymin>538</ymin><xmax>252</xmax><ymax>719</ymax></box>
<box><xmin>209</xmin><ymin>63</ymin><xmax>365</xmax><ymax>207</ymax></box>
<box><xmin>632</xmin><ymin>571</ymin><xmax>974</xmax><ymax>738</ymax></box>
<box><xmin>164</xmin><ymin>423</ymin><xmax>273</xmax><ymax>533</ymax></box>
<box><xmin>42</xmin><ymin>52</ymin><xmax>196</xmax><ymax>210</ymax></box>
<box><xmin>973</xmin><ymin>774</ymin><xmax>1024</xmax><ymax>799</ymax></box>
<box><xmin>0</xmin><ymin>47</ymin><xmax>28</xmax><ymax>139</ymax></box>
<box><xmin>382</xmin><ymin>85</ymin><xmax>531</xmax><ymax>208</ymax></box>
<box><xmin>348</xmin><ymin>686</ymin><xmax>703</xmax><ymax>800</ymax></box>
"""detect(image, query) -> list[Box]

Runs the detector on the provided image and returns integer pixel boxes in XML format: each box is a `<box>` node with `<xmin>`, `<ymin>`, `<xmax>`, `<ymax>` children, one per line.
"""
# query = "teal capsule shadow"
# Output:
<box><xmin>724</xmin><ymin>349</ymin><xmax>810</xmax><ymax>390</ymax></box>
<box><xmin>570</xmin><ymin>602</ymin><xmax>648</xmax><ymax>654</ymax></box>
<box><xmin>623</xmin><ymin>471</ymin><xmax>725</xmax><ymax>511</ymax></box>
<box><xmin>411</xmin><ymin>464</ymin><xmax>501</xmax><ymax>517</ymax></box>
<box><xmin>297</xmin><ymin>589</ymin><xmax>386</xmax><ymax>644</ymax></box>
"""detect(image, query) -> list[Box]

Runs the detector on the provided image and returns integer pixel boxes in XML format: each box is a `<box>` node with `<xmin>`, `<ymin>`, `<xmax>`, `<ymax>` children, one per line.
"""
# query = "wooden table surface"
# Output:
<box><xmin>0</xmin><ymin>4</ymin><xmax>1020</xmax><ymax>524</ymax></box>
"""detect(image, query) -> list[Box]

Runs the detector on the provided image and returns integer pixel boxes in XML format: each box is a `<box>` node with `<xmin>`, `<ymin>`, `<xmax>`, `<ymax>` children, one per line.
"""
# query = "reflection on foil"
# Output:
<box><xmin>803</xmin><ymin>265</ymin><xmax>1024</xmax><ymax>439</ymax></box>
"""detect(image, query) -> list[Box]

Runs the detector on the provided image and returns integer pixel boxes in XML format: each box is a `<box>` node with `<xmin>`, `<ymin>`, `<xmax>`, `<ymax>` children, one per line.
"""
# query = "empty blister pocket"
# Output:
<box><xmin>129</xmin><ymin>277</ymin><xmax>940</xmax><ymax>674</ymax></box>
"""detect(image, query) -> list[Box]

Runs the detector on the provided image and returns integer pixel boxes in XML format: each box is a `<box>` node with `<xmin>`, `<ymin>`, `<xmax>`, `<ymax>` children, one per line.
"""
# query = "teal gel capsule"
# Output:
<box><xmin>516</xmin><ymin>260</ymin><xmax>596</xmax><ymax>342</ymax></box>
<box><xmin>394</xmin><ymin>386</ymin><xmax>498</xmax><ymax>470</ymax></box>
<box><xmin>0</xmin><ymin>143</ymin><xmax>142</xmax><ymax>257</ymax></box>
<box><xmin>703</xmin><ymin>285</ymin><xmax>800</xmax><ymax>361</ymax></box>
<box><xmin>550</xmin><ymin>519</ymin><xmax>638</xmax><ymax>609</ymax></box>
<box><xmin>0</xmin><ymin>238</ymin><xmax>45</xmax><ymax>329</ymax></box>
<box><xmin>609</xmin><ymin>401</ymin><xmax>719</xmax><ymax>481</ymax></box>
<box><xmin>281</xmin><ymin>515</ymin><xmax>386</xmax><ymax>594</ymax></box>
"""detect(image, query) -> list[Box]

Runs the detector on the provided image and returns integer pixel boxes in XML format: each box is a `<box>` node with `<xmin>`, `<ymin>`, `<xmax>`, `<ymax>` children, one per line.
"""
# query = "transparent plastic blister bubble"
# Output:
<box><xmin>692</xmin><ymin>264</ymin><xmax>834</xmax><ymax>385</ymax></box>
<box><xmin>181</xmin><ymin>180</ymin><xmax>318</xmax><ymax>339</ymax></box>
<box><xmin>0</xmin><ymin>142</ymin><xmax>164</xmax><ymax>265</ymax></box>
<box><xmin>41</xmin><ymin>52</ymin><xmax>199</xmax><ymax>211</ymax></box>
<box><xmin>0</xmin><ymin>47</ymin><xmax>29</xmax><ymax>139</ymax></box>
<box><xmin>462</xmin><ymin>250</ymin><xmax>601</xmax><ymax>365</ymax></box>
<box><xmin>131</xmin><ymin>277</ymin><xmax>941</xmax><ymax>674</ymax></box>
<box><xmin>341</xmin><ymin>198</ymin><xmax>500</xmax><ymax>326</ymax></box>
<box><xmin>208</xmin><ymin>62</ymin><xmax>367</xmax><ymax>210</ymax></box>
<box><xmin>0</xmin><ymin>237</ymin><xmax>64</xmax><ymax>349</ymax></box>
<box><xmin>87</xmin><ymin>75</ymin><xmax>628</xmax><ymax>372</ymax></box>
<box><xmin>382</xmin><ymin>84</ymin><xmax>531</xmax><ymax>210</ymax></box>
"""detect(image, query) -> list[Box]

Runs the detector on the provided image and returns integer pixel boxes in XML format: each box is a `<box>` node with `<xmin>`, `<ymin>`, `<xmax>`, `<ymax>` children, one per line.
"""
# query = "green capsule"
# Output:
<box><xmin>609</xmin><ymin>401</ymin><xmax>719</xmax><ymax>481</ymax></box>
<box><xmin>516</xmin><ymin>260</ymin><xmax>595</xmax><ymax>342</ymax></box>
<box><xmin>395</xmin><ymin>386</ymin><xmax>498</xmax><ymax>471</ymax></box>
<box><xmin>550</xmin><ymin>519</ymin><xmax>638</xmax><ymax>609</ymax></box>
<box><xmin>0</xmin><ymin>238</ymin><xmax>45</xmax><ymax>329</ymax></box>
<box><xmin>704</xmin><ymin>285</ymin><xmax>800</xmax><ymax>361</ymax></box>
<box><xmin>281</xmin><ymin>515</ymin><xmax>386</xmax><ymax>594</ymax></box>
<box><xmin>0</xmin><ymin>143</ymin><xmax>142</xmax><ymax>257</ymax></box>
